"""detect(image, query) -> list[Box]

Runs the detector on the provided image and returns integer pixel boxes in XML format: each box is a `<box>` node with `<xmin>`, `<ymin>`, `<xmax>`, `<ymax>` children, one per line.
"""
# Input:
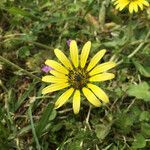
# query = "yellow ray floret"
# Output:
<box><xmin>54</xmin><ymin>49</ymin><xmax>73</xmax><ymax>69</ymax></box>
<box><xmin>42</xmin><ymin>75</ymin><xmax>68</xmax><ymax>83</ymax></box>
<box><xmin>55</xmin><ymin>88</ymin><xmax>74</xmax><ymax>109</ymax></box>
<box><xmin>50</xmin><ymin>70</ymin><xmax>67</xmax><ymax>79</ymax></box>
<box><xmin>70</xmin><ymin>40</ymin><xmax>79</xmax><ymax>68</ymax></box>
<box><xmin>86</xmin><ymin>49</ymin><xmax>106</xmax><ymax>72</ymax></box>
<box><xmin>89</xmin><ymin>62</ymin><xmax>116</xmax><ymax>76</ymax></box>
<box><xmin>129</xmin><ymin>2</ymin><xmax>138</xmax><ymax>13</ymax></box>
<box><xmin>45</xmin><ymin>59</ymin><xmax>69</xmax><ymax>74</ymax></box>
<box><xmin>80</xmin><ymin>41</ymin><xmax>91</xmax><ymax>68</ymax></box>
<box><xmin>87</xmin><ymin>83</ymin><xmax>109</xmax><ymax>103</ymax></box>
<box><xmin>73</xmin><ymin>90</ymin><xmax>80</xmax><ymax>114</ymax></box>
<box><xmin>82</xmin><ymin>87</ymin><xmax>101</xmax><ymax>107</ymax></box>
<box><xmin>115</xmin><ymin>0</ymin><xmax>130</xmax><ymax>10</ymax></box>
<box><xmin>42</xmin><ymin>83</ymin><xmax>69</xmax><ymax>94</ymax></box>
<box><xmin>89</xmin><ymin>73</ymin><xmax>115</xmax><ymax>82</ymax></box>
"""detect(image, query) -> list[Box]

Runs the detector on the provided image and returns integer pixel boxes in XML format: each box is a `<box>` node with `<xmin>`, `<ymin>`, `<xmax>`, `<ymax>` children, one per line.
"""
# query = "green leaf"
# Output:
<box><xmin>127</xmin><ymin>82</ymin><xmax>150</xmax><ymax>101</ymax></box>
<box><xmin>133</xmin><ymin>59</ymin><xmax>150</xmax><ymax>78</ymax></box>
<box><xmin>17</xmin><ymin>46</ymin><xmax>30</xmax><ymax>58</ymax></box>
<box><xmin>95</xmin><ymin>123</ymin><xmax>111</xmax><ymax>140</ymax></box>
<box><xmin>132</xmin><ymin>134</ymin><xmax>146</xmax><ymax>149</ymax></box>
<box><xmin>8</xmin><ymin>7</ymin><xmax>33</xmax><ymax>18</ymax></box>
<box><xmin>141</xmin><ymin>123</ymin><xmax>150</xmax><ymax>137</ymax></box>
<box><xmin>15</xmin><ymin>81</ymin><xmax>37</xmax><ymax>111</ymax></box>
<box><xmin>36</xmin><ymin>103</ymin><xmax>54</xmax><ymax>137</ymax></box>
<box><xmin>139</xmin><ymin>111</ymin><xmax>150</xmax><ymax>122</ymax></box>
<box><xmin>115</xmin><ymin>113</ymin><xmax>134</xmax><ymax>134</ymax></box>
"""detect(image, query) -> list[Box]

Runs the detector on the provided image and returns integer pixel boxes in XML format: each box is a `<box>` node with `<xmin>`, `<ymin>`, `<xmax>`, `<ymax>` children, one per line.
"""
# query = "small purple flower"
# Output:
<box><xmin>67</xmin><ymin>39</ymin><xmax>71</xmax><ymax>47</ymax></box>
<box><xmin>42</xmin><ymin>65</ymin><xmax>53</xmax><ymax>73</ymax></box>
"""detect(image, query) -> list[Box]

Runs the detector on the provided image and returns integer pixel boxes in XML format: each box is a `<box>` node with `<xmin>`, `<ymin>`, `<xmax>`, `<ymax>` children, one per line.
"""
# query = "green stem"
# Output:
<box><xmin>0</xmin><ymin>33</ymin><xmax>26</xmax><ymax>39</ymax></box>
<box><xmin>117</xmin><ymin>30</ymin><xmax>150</xmax><ymax>65</ymax></box>
<box><xmin>0</xmin><ymin>55</ymin><xmax>41</xmax><ymax>81</ymax></box>
<box><xmin>31</xmin><ymin>41</ymin><xmax>53</xmax><ymax>51</ymax></box>
<box><xmin>1</xmin><ymin>34</ymin><xmax>53</xmax><ymax>51</ymax></box>
<box><xmin>28</xmin><ymin>106</ymin><xmax>41</xmax><ymax>150</ymax></box>
<box><xmin>86</xmin><ymin>105</ymin><xmax>92</xmax><ymax>130</ymax></box>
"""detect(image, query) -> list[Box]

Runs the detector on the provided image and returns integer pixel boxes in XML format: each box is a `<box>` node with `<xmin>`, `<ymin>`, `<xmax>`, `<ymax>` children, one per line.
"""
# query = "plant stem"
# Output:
<box><xmin>86</xmin><ymin>105</ymin><xmax>92</xmax><ymax>130</ymax></box>
<box><xmin>80</xmin><ymin>106</ymin><xmax>92</xmax><ymax>148</ymax></box>
<box><xmin>28</xmin><ymin>106</ymin><xmax>41</xmax><ymax>150</ymax></box>
<box><xmin>31</xmin><ymin>41</ymin><xmax>53</xmax><ymax>51</ymax></box>
<box><xmin>117</xmin><ymin>30</ymin><xmax>150</xmax><ymax>65</ymax></box>
<box><xmin>0</xmin><ymin>56</ymin><xmax>41</xmax><ymax>81</ymax></box>
<box><xmin>0</xmin><ymin>33</ymin><xmax>53</xmax><ymax>51</ymax></box>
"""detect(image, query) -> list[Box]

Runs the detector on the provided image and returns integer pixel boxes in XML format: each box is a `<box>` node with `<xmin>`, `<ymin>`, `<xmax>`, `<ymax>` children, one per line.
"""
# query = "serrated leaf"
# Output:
<box><xmin>115</xmin><ymin>113</ymin><xmax>133</xmax><ymax>134</ymax></box>
<box><xmin>95</xmin><ymin>123</ymin><xmax>111</xmax><ymax>140</ymax></box>
<box><xmin>8</xmin><ymin>7</ymin><xmax>33</xmax><ymax>17</ymax></box>
<box><xmin>127</xmin><ymin>82</ymin><xmax>150</xmax><ymax>101</ymax></box>
<box><xmin>17</xmin><ymin>46</ymin><xmax>30</xmax><ymax>58</ymax></box>
<box><xmin>141</xmin><ymin>123</ymin><xmax>150</xmax><ymax>137</ymax></box>
<box><xmin>139</xmin><ymin>111</ymin><xmax>150</xmax><ymax>122</ymax></box>
<box><xmin>133</xmin><ymin>59</ymin><xmax>150</xmax><ymax>78</ymax></box>
<box><xmin>132</xmin><ymin>134</ymin><xmax>146</xmax><ymax>149</ymax></box>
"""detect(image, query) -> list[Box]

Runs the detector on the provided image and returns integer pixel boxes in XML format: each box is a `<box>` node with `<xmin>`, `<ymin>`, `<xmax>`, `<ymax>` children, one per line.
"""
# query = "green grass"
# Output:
<box><xmin>0</xmin><ymin>0</ymin><xmax>150</xmax><ymax>149</ymax></box>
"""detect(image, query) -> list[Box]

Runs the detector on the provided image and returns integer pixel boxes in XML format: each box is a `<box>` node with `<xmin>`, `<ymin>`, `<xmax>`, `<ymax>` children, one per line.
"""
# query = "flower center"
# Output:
<box><xmin>68</xmin><ymin>68</ymin><xmax>89</xmax><ymax>89</ymax></box>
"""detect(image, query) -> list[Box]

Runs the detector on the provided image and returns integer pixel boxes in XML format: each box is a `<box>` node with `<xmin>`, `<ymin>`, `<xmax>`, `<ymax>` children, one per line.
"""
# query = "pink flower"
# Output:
<box><xmin>42</xmin><ymin>65</ymin><xmax>53</xmax><ymax>73</ymax></box>
<box><xmin>67</xmin><ymin>39</ymin><xmax>71</xmax><ymax>47</ymax></box>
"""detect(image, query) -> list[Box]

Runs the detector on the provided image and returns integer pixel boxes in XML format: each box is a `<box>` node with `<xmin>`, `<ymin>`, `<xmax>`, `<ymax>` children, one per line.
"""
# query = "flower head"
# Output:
<box><xmin>42</xmin><ymin>41</ymin><xmax>116</xmax><ymax>114</ymax></box>
<box><xmin>113</xmin><ymin>0</ymin><xmax>149</xmax><ymax>13</ymax></box>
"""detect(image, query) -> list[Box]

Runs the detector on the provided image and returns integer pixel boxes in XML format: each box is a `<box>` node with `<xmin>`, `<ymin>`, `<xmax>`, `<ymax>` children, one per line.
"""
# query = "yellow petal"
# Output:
<box><xmin>114</xmin><ymin>0</ymin><xmax>119</xmax><ymax>5</ymax></box>
<box><xmin>80</xmin><ymin>41</ymin><xmax>91</xmax><ymax>68</ymax></box>
<box><xmin>116</xmin><ymin>4</ymin><xmax>120</xmax><ymax>10</ymax></box>
<box><xmin>73</xmin><ymin>90</ymin><xmax>80</xmax><ymax>114</ymax></box>
<box><xmin>133</xmin><ymin>2</ymin><xmax>138</xmax><ymax>12</ymax></box>
<box><xmin>45</xmin><ymin>59</ymin><xmax>69</xmax><ymax>74</ymax></box>
<box><xmin>119</xmin><ymin>0</ymin><xmax>130</xmax><ymax>10</ymax></box>
<box><xmin>42</xmin><ymin>75</ymin><xmax>68</xmax><ymax>83</ymax></box>
<box><xmin>137</xmin><ymin>0</ymin><xmax>144</xmax><ymax>10</ymax></box>
<box><xmin>129</xmin><ymin>2</ymin><xmax>134</xmax><ymax>13</ymax></box>
<box><xmin>50</xmin><ymin>70</ymin><xmax>67</xmax><ymax>79</ymax></box>
<box><xmin>141</xmin><ymin>0</ymin><xmax>149</xmax><ymax>6</ymax></box>
<box><xmin>89</xmin><ymin>73</ymin><xmax>115</xmax><ymax>82</ymax></box>
<box><xmin>54</xmin><ymin>49</ymin><xmax>73</xmax><ymax>69</ymax></box>
<box><xmin>86</xmin><ymin>49</ymin><xmax>106</xmax><ymax>72</ymax></box>
<box><xmin>70</xmin><ymin>40</ymin><xmax>79</xmax><ymax>68</ymax></box>
<box><xmin>89</xmin><ymin>62</ymin><xmax>116</xmax><ymax>76</ymax></box>
<box><xmin>42</xmin><ymin>83</ymin><xmax>69</xmax><ymax>94</ymax></box>
<box><xmin>55</xmin><ymin>88</ymin><xmax>74</xmax><ymax>109</ymax></box>
<box><xmin>87</xmin><ymin>83</ymin><xmax>109</xmax><ymax>103</ymax></box>
<box><xmin>82</xmin><ymin>87</ymin><xmax>101</xmax><ymax>107</ymax></box>
<box><xmin>115</xmin><ymin>0</ymin><xmax>129</xmax><ymax>10</ymax></box>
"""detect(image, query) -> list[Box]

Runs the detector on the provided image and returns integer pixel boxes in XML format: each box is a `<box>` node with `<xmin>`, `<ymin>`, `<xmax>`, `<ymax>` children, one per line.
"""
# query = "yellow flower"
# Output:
<box><xmin>42</xmin><ymin>41</ymin><xmax>116</xmax><ymax>114</ymax></box>
<box><xmin>113</xmin><ymin>0</ymin><xmax>149</xmax><ymax>13</ymax></box>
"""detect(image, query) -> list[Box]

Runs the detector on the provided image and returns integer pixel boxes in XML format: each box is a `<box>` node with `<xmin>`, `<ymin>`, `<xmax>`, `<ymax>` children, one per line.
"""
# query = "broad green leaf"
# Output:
<box><xmin>141</xmin><ymin>123</ymin><xmax>150</xmax><ymax>137</ymax></box>
<box><xmin>115</xmin><ymin>113</ymin><xmax>134</xmax><ymax>134</ymax></box>
<box><xmin>95</xmin><ymin>123</ymin><xmax>111</xmax><ymax>140</ymax></box>
<box><xmin>139</xmin><ymin>111</ymin><xmax>150</xmax><ymax>122</ymax></box>
<box><xmin>132</xmin><ymin>134</ymin><xmax>146</xmax><ymax>149</ymax></box>
<box><xmin>127</xmin><ymin>82</ymin><xmax>150</xmax><ymax>101</ymax></box>
<box><xmin>8</xmin><ymin>7</ymin><xmax>33</xmax><ymax>18</ymax></box>
<box><xmin>133</xmin><ymin>59</ymin><xmax>150</xmax><ymax>78</ymax></box>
